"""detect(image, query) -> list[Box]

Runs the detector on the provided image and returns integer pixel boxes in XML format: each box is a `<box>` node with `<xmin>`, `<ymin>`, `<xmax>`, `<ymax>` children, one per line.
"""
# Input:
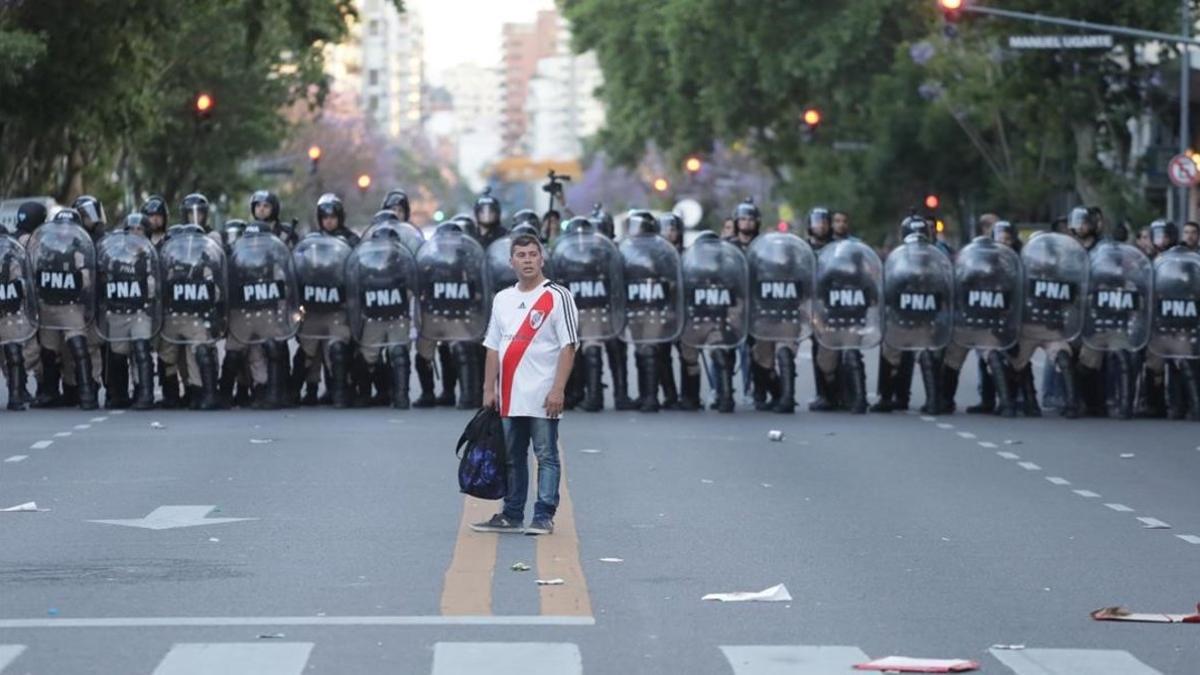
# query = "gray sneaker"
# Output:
<box><xmin>524</xmin><ymin>518</ymin><xmax>553</xmax><ymax>536</ymax></box>
<box><xmin>470</xmin><ymin>514</ymin><xmax>523</xmax><ymax>533</ymax></box>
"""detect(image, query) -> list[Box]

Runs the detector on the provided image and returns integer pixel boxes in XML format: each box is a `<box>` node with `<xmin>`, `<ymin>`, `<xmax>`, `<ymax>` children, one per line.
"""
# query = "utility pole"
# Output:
<box><xmin>1181</xmin><ymin>0</ymin><xmax>1192</xmax><ymax>222</ymax></box>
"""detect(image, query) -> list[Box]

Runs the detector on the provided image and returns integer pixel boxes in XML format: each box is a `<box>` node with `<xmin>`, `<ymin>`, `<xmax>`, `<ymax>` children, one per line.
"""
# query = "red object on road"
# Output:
<box><xmin>1091</xmin><ymin>603</ymin><xmax>1200</xmax><ymax>623</ymax></box>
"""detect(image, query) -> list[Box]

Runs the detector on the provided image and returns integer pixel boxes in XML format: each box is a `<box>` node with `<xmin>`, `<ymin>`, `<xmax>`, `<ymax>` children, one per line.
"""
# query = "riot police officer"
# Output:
<box><xmin>140</xmin><ymin>195</ymin><xmax>170</xmax><ymax>247</ymax></box>
<box><xmin>727</xmin><ymin>199</ymin><xmax>783</xmax><ymax>411</ymax></box>
<box><xmin>382</xmin><ymin>189</ymin><xmax>411</xmax><ymax>222</ymax></box>
<box><xmin>0</xmin><ymin>207</ymin><xmax>39</xmax><ymax>410</ymax></box>
<box><xmin>294</xmin><ymin>194</ymin><xmax>355</xmax><ymax>407</ymax></box>
<box><xmin>589</xmin><ymin>205</ymin><xmax>635</xmax><ymax>410</ymax></box>
<box><xmin>619</xmin><ymin>210</ymin><xmax>684</xmax><ymax>411</ymax></box>
<box><xmin>1140</xmin><ymin>220</ymin><xmax>1200</xmax><ymax>419</ymax></box>
<box><xmin>96</xmin><ymin>215</ymin><xmax>161</xmax><ymax>410</ymax></box>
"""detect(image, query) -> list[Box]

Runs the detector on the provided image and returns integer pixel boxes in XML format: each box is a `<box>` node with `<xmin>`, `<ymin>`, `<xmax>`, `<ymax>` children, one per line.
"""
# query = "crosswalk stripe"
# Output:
<box><xmin>0</xmin><ymin>646</ymin><xmax>25</xmax><ymax>673</ymax></box>
<box><xmin>990</xmin><ymin>647</ymin><xmax>1162</xmax><ymax>674</ymax></box>
<box><xmin>721</xmin><ymin>645</ymin><xmax>872</xmax><ymax>675</ymax></box>
<box><xmin>151</xmin><ymin>643</ymin><xmax>313</xmax><ymax>675</ymax></box>
<box><xmin>432</xmin><ymin>642</ymin><xmax>581</xmax><ymax>675</ymax></box>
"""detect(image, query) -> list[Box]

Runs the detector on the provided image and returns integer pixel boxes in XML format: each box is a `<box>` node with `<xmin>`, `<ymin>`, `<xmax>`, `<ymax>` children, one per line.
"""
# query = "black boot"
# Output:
<box><xmin>1114</xmin><ymin>351</ymin><xmax>1134</xmax><ymax>420</ymax></box>
<box><xmin>272</xmin><ymin>341</ymin><xmax>294</xmax><ymax>409</ymax></box>
<box><xmin>5</xmin><ymin>343</ymin><xmax>27</xmax><ymax>411</ymax></box>
<box><xmin>351</xmin><ymin>351</ymin><xmax>372</xmax><ymax>407</ymax></box>
<box><xmin>67</xmin><ymin>336</ymin><xmax>98</xmax><ymax>410</ymax></box>
<box><xmin>413</xmin><ymin>354</ymin><xmax>438</xmax><ymax>408</ymax></box>
<box><xmin>219</xmin><ymin>349</ymin><xmax>246</xmax><ymax>408</ymax></box>
<box><xmin>679</xmin><ymin>363</ymin><xmax>702</xmax><ymax>411</ymax></box>
<box><xmin>328</xmin><ymin>342</ymin><xmax>350</xmax><ymax>408</ymax></box>
<box><xmin>1054</xmin><ymin>351</ymin><xmax>1079</xmax><ymax>419</ymax></box>
<box><xmin>453</xmin><ymin>342</ymin><xmax>480</xmax><ymax>410</ymax></box>
<box><xmin>918</xmin><ymin>351</ymin><xmax>940</xmax><ymax>414</ymax></box>
<box><xmin>254</xmin><ymin>345</ymin><xmax>282</xmax><ymax>410</ymax></box>
<box><xmin>372</xmin><ymin>357</ymin><xmax>393</xmax><ymax>407</ymax></box>
<box><xmin>751</xmin><ymin>360</ymin><xmax>772</xmax><ymax>411</ymax></box>
<box><xmin>436</xmin><ymin>343</ymin><xmax>457</xmax><ymax>407</ymax></box>
<box><xmin>870</xmin><ymin>355</ymin><xmax>896</xmax><ymax>413</ymax></box>
<box><xmin>606</xmin><ymin>339</ymin><xmax>637</xmax><ymax>410</ymax></box>
<box><xmin>388</xmin><ymin>345</ymin><xmax>410</xmax><ymax>409</ymax></box>
<box><xmin>987</xmin><ymin>352</ymin><xmax>1016</xmax><ymax>418</ymax></box>
<box><xmin>967</xmin><ymin>355</ymin><xmax>995</xmax><ymax>414</ymax></box>
<box><xmin>194</xmin><ymin>344</ymin><xmax>222</xmax><ymax>410</ymax></box>
<box><xmin>105</xmin><ymin>352</ymin><xmax>131</xmax><ymax>409</ymax></box>
<box><xmin>131</xmin><ymin>340</ymin><xmax>155</xmax><ymax>410</ymax></box>
<box><xmin>845</xmin><ymin>350</ymin><xmax>867</xmax><ymax>414</ymax></box>
<box><xmin>773</xmin><ymin>347</ymin><xmax>796</xmax><ymax>414</ymax></box>
<box><xmin>290</xmin><ymin>348</ymin><xmax>308</xmax><ymax>407</ymax></box>
<box><xmin>712</xmin><ymin>348</ymin><xmax>736</xmax><ymax>413</ymax></box>
<box><xmin>636</xmin><ymin>348</ymin><xmax>659</xmax><ymax>413</ymax></box>
<box><xmin>160</xmin><ymin>362</ymin><xmax>182</xmax><ymax>410</ymax></box>
<box><xmin>940</xmin><ymin>361</ymin><xmax>960</xmax><ymax>415</ymax></box>
<box><xmin>1136</xmin><ymin>365</ymin><xmax>1166</xmax><ymax>418</ymax></box>
<box><xmin>658</xmin><ymin>344</ymin><xmax>679</xmax><ymax>410</ymax></box>
<box><xmin>893</xmin><ymin>351</ymin><xmax>914</xmax><ymax>410</ymax></box>
<box><xmin>580</xmin><ymin>345</ymin><xmax>604</xmax><ymax>412</ymax></box>
<box><xmin>1018</xmin><ymin>365</ymin><xmax>1041</xmax><ymax>417</ymax></box>
<box><xmin>564</xmin><ymin>351</ymin><xmax>584</xmax><ymax>411</ymax></box>
<box><xmin>33</xmin><ymin>348</ymin><xmax>63</xmax><ymax>408</ymax></box>
<box><xmin>1078</xmin><ymin>365</ymin><xmax>1105</xmax><ymax>417</ymax></box>
<box><xmin>1178</xmin><ymin>359</ymin><xmax>1200</xmax><ymax>421</ymax></box>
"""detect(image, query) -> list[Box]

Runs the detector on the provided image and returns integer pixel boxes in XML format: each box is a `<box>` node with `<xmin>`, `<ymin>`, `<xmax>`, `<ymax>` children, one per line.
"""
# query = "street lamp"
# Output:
<box><xmin>356</xmin><ymin>173</ymin><xmax>372</xmax><ymax>195</ymax></box>
<box><xmin>307</xmin><ymin>145</ymin><xmax>322</xmax><ymax>174</ymax></box>
<box><xmin>684</xmin><ymin>156</ymin><xmax>702</xmax><ymax>174</ymax></box>
<box><xmin>653</xmin><ymin>177</ymin><xmax>670</xmax><ymax>193</ymax></box>
<box><xmin>194</xmin><ymin>92</ymin><xmax>214</xmax><ymax>120</ymax></box>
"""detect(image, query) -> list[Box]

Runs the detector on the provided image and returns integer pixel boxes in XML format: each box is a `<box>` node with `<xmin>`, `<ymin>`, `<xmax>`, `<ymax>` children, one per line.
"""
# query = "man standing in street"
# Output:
<box><xmin>472</xmin><ymin>233</ymin><xmax>579</xmax><ymax>536</ymax></box>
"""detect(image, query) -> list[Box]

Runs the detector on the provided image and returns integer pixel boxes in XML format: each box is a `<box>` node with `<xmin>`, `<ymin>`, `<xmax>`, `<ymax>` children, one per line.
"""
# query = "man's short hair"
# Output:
<box><xmin>1184</xmin><ymin>221</ymin><xmax>1200</xmax><ymax>231</ymax></box>
<box><xmin>510</xmin><ymin>233</ymin><xmax>543</xmax><ymax>256</ymax></box>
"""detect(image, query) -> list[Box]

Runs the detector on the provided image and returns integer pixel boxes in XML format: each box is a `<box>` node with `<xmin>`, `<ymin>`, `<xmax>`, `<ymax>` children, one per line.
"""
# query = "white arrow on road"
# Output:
<box><xmin>89</xmin><ymin>506</ymin><xmax>256</xmax><ymax>531</ymax></box>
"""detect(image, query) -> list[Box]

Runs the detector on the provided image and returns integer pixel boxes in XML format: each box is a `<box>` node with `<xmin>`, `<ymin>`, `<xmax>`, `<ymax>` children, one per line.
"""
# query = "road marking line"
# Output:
<box><xmin>73</xmin><ymin>424</ymin><xmax>90</xmax><ymax>430</ymax></box>
<box><xmin>0</xmin><ymin>645</ymin><xmax>25</xmax><ymax>672</ymax></box>
<box><xmin>0</xmin><ymin>615</ymin><xmax>595</xmax><ymax>628</ymax></box>
<box><xmin>1073</xmin><ymin>490</ymin><xmax>1101</xmax><ymax>498</ymax></box>
<box><xmin>936</xmin><ymin>423</ymin><xmax>954</xmax><ymax>429</ymax></box>
<box><xmin>110</xmin><ymin>410</ymin><xmax>126</xmax><ymax>415</ymax></box>
<box><xmin>920</xmin><ymin>416</ymin><xmax>936</xmax><ymax>422</ymax></box>
<box><xmin>1046</xmin><ymin>477</ymin><xmax>1071</xmax><ymax>485</ymax></box>
<box><xmin>956</xmin><ymin>431</ymin><xmax>976</xmax><ymax>439</ymax></box>
<box><xmin>53</xmin><ymin>432</ymin><xmax>71</xmax><ymax>437</ymax></box>
<box><xmin>990</xmin><ymin>647</ymin><xmax>1162</xmax><ymax>674</ymax></box>
<box><xmin>721</xmin><ymin>645</ymin><xmax>872</xmax><ymax>675</ymax></box>
<box><xmin>4</xmin><ymin>456</ymin><xmax>28</xmax><ymax>463</ymax></box>
<box><xmin>1176</xmin><ymin>535</ymin><xmax>1200</xmax><ymax>544</ymax></box>
<box><xmin>1017</xmin><ymin>461</ymin><xmax>1041</xmax><ymax>471</ymax></box>
<box><xmin>90</xmin><ymin>416</ymin><xmax>107</xmax><ymax>423</ymax></box>
<box><xmin>152</xmin><ymin>642</ymin><xmax>313</xmax><ymax>675</ymax></box>
<box><xmin>1105</xmin><ymin>503</ymin><xmax>1135</xmax><ymax>512</ymax></box>
<box><xmin>440</xmin><ymin>496</ymin><xmax>499</xmax><ymax>616</ymax></box>
<box><xmin>1137</xmin><ymin>517</ymin><xmax>1171</xmax><ymax>529</ymax></box>
<box><xmin>537</xmin><ymin>447</ymin><xmax>592</xmax><ymax>617</ymax></box>
<box><xmin>997</xmin><ymin>451</ymin><xmax>1020</xmax><ymax>460</ymax></box>
<box><xmin>432</xmin><ymin>642</ymin><xmax>581</xmax><ymax>675</ymax></box>
<box><xmin>978</xmin><ymin>441</ymin><xmax>997</xmax><ymax>448</ymax></box>
<box><xmin>28</xmin><ymin>441</ymin><xmax>52</xmax><ymax>450</ymax></box>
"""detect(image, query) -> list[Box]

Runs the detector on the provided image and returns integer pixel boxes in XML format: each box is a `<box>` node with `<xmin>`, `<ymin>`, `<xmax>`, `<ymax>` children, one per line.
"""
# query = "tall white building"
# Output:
<box><xmin>356</xmin><ymin>0</ymin><xmax>425</xmax><ymax>138</ymax></box>
<box><xmin>524</xmin><ymin>18</ymin><xmax>605</xmax><ymax>162</ymax></box>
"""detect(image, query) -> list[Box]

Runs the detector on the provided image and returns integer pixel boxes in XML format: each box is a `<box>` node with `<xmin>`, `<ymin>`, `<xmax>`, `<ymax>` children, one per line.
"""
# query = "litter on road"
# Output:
<box><xmin>257</xmin><ymin>633</ymin><xmax>286</xmax><ymax>639</ymax></box>
<box><xmin>1120</xmin><ymin>453</ymin><xmax>1135</xmax><ymax>458</ymax></box>
<box><xmin>599</xmin><ymin>557</ymin><xmax>624</xmax><ymax>563</ymax></box>
<box><xmin>2</xmin><ymin>502</ymin><xmax>48</xmax><ymax>512</ymax></box>
<box><xmin>767</xmin><ymin>430</ymin><xmax>784</xmax><ymax>441</ymax></box>
<box><xmin>853</xmin><ymin>656</ymin><xmax>980</xmax><ymax>672</ymax></box>
<box><xmin>510</xmin><ymin>562</ymin><xmax>531</xmax><ymax>572</ymax></box>
<box><xmin>1004</xmin><ymin>439</ymin><xmax>1022</xmax><ymax>445</ymax></box>
<box><xmin>579</xmin><ymin>448</ymin><xmax>602</xmax><ymax>454</ymax></box>
<box><xmin>536</xmin><ymin>578</ymin><xmax>565</xmax><ymax>586</ymax></box>
<box><xmin>990</xmin><ymin>644</ymin><xmax>1025</xmax><ymax>650</ymax></box>
<box><xmin>702</xmin><ymin>583</ymin><xmax>792</xmax><ymax>603</ymax></box>
<box><xmin>150</xmin><ymin>422</ymin><xmax>165</xmax><ymax>429</ymax></box>
<box><xmin>1091</xmin><ymin>604</ymin><xmax>1200</xmax><ymax>623</ymax></box>
<box><xmin>249</xmin><ymin>438</ymin><xmax>275</xmax><ymax>445</ymax></box>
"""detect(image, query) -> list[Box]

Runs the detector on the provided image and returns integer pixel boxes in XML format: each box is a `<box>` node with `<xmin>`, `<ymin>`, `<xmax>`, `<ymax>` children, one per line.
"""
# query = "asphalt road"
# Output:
<box><xmin>1</xmin><ymin>352</ymin><xmax>1198</xmax><ymax>674</ymax></box>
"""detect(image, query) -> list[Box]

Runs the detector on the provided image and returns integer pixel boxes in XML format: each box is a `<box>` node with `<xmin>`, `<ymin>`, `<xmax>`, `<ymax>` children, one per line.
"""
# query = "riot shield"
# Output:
<box><xmin>618</xmin><ymin>233</ymin><xmax>683</xmax><ymax>344</ymax></box>
<box><xmin>1083</xmin><ymin>241</ymin><xmax>1151</xmax><ymax>351</ymax></box>
<box><xmin>0</xmin><ymin>235</ymin><xmax>37</xmax><ymax>343</ymax></box>
<box><xmin>814</xmin><ymin>239</ymin><xmax>883</xmax><ymax>349</ymax></box>
<box><xmin>681</xmin><ymin>234</ymin><xmax>749</xmax><ymax>349</ymax></box>
<box><xmin>228</xmin><ymin>231</ymin><xmax>299</xmax><ymax>344</ymax></box>
<box><xmin>952</xmin><ymin>237</ymin><xmax>1022</xmax><ymax>350</ymax></box>
<box><xmin>96</xmin><ymin>230</ymin><xmax>162</xmax><ymax>342</ymax></box>
<box><xmin>293</xmin><ymin>233</ymin><xmax>352</xmax><ymax>340</ymax></box>
<box><xmin>159</xmin><ymin>231</ymin><xmax>227</xmax><ymax>344</ymax></box>
<box><xmin>882</xmin><ymin>237</ymin><xmax>954</xmax><ymax>350</ymax></box>
<box><xmin>362</xmin><ymin>220</ymin><xmax>424</xmax><ymax>256</ymax></box>
<box><xmin>747</xmin><ymin>231</ymin><xmax>815</xmax><ymax>342</ymax></box>
<box><xmin>348</xmin><ymin>237</ymin><xmax>419</xmax><ymax>347</ymax></box>
<box><xmin>1149</xmin><ymin>247</ymin><xmax>1200</xmax><ymax>359</ymax></box>
<box><xmin>1020</xmin><ymin>232</ymin><xmax>1088</xmax><ymax>342</ymax></box>
<box><xmin>549</xmin><ymin>230</ymin><xmax>626</xmax><ymax>341</ymax></box>
<box><xmin>416</xmin><ymin>227</ymin><xmax>490</xmax><ymax>341</ymax></box>
<box><xmin>487</xmin><ymin>235</ymin><xmax>518</xmax><ymax>291</ymax></box>
<box><xmin>28</xmin><ymin>220</ymin><xmax>96</xmax><ymax>330</ymax></box>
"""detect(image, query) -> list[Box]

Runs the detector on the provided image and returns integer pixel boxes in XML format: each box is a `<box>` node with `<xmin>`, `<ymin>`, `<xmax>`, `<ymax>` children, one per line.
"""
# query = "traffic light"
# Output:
<box><xmin>194</xmin><ymin>92</ymin><xmax>214</xmax><ymax>120</ymax></box>
<box><xmin>684</xmin><ymin>156</ymin><xmax>702</xmax><ymax>174</ymax></box>
<box><xmin>924</xmin><ymin>194</ymin><xmax>941</xmax><ymax>210</ymax></box>
<box><xmin>357</xmin><ymin>173</ymin><xmax>372</xmax><ymax>195</ymax></box>
<box><xmin>653</xmin><ymin>177</ymin><xmax>670</xmax><ymax>193</ymax></box>
<box><xmin>801</xmin><ymin>107</ymin><xmax>821</xmax><ymax>142</ymax></box>
<box><xmin>307</xmin><ymin>145</ymin><xmax>322</xmax><ymax>175</ymax></box>
<box><xmin>938</xmin><ymin>0</ymin><xmax>964</xmax><ymax>21</ymax></box>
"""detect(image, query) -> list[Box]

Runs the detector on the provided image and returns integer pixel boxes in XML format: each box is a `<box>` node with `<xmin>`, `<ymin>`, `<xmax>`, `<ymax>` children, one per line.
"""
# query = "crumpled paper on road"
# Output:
<box><xmin>2</xmin><ymin>502</ymin><xmax>49</xmax><ymax>512</ymax></box>
<box><xmin>702</xmin><ymin>583</ymin><xmax>792</xmax><ymax>603</ymax></box>
<box><xmin>853</xmin><ymin>656</ymin><xmax>979</xmax><ymax>672</ymax></box>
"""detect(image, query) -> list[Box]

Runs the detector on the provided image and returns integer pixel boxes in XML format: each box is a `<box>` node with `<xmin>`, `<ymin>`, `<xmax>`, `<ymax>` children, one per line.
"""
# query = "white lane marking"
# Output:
<box><xmin>936</xmin><ymin>423</ymin><xmax>954</xmax><ymax>429</ymax></box>
<box><xmin>28</xmin><ymin>441</ymin><xmax>52</xmax><ymax>450</ymax></box>
<box><xmin>956</xmin><ymin>431</ymin><xmax>976</xmax><ymax>439</ymax></box>
<box><xmin>433</xmin><ymin>642</ymin><xmax>581</xmax><ymax>675</ymax></box>
<box><xmin>978</xmin><ymin>441</ymin><xmax>997</xmax><ymax>448</ymax></box>
<box><xmin>990</xmin><ymin>647</ymin><xmax>1162</xmax><ymax>674</ymax></box>
<box><xmin>1045</xmin><ymin>477</ymin><xmax>1071</xmax><ymax>486</ymax></box>
<box><xmin>4</xmin><ymin>456</ymin><xmax>28</xmax><ymax>463</ymax></box>
<box><xmin>0</xmin><ymin>615</ymin><xmax>595</xmax><ymax>628</ymax></box>
<box><xmin>1176</xmin><ymin>535</ymin><xmax>1200</xmax><ymax>544</ymax></box>
<box><xmin>1017</xmin><ymin>462</ymin><xmax>1042</xmax><ymax>471</ymax></box>
<box><xmin>1105</xmin><ymin>503</ymin><xmax>1135</xmax><ymax>512</ymax></box>
<box><xmin>89</xmin><ymin>506</ymin><xmax>255</xmax><ymax>530</ymax></box>
<box><xmin>89</xmin><ymin>416</ymin><xmax>107</xmax><ymax>423</ymax></box>
<box><xmin>1073</xmin><ymin>490</ymin><xmax>1101</xmax><ymax>498</ymax></box>
<box><xmin>0</xmin><ymin>645</ymin><xmax>26</xmax><ymax>672</ymax></box>
<box><xmin>997</xmin><ymin>451</ymin><xmax>1020</xmax><ymax>460</ymax></box>
<box><xmin>920</xmin><ymin>416</ymin><xmax>936</xmax><ymax>422</ymax></box>
<box><xmin>73</xmin><ymin>424</ymin><xmax>90</xmax><ymax>430</ymax></box>
<box><xmin>152</xmin><ymin>643</ymin><xmax>313</xmax><ymax>675</ymax></box>
<box><xmin>721</xmin><ymin>645</ymin><xmax>872</xmax><ymax>675</ymax></box>
<box><xmin>1138</xmin><ymin>517</ymin><xmax>1172</xmax><ymax>529</ymax></box>
<box><xmin>53</xmin><ymin>432</ymin><xmax>71</xmax><ymax>437</ymax></box>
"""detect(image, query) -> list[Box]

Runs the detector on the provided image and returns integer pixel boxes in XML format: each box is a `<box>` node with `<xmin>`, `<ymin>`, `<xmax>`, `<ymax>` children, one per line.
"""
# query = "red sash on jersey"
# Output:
<box><xmin>500</xmin><ymin>289</ymin><xmax>556</xmax><ymax>417</ymax></box>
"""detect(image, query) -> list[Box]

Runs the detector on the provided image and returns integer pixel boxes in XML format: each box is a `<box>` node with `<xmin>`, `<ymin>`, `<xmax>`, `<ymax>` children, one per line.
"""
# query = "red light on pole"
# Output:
<box><xmin>939</xmin><ymin>0</ymin><xmax>964</xmax><ymax>22</ymax></box>
<box><xmin>924</xmin><ymin>194</ymin><xmax>941</xmax><ymax>210</ymax></box>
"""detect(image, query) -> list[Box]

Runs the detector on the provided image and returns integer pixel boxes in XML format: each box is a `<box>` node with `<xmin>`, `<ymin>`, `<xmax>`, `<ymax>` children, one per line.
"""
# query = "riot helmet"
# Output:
<box><xmin>52</xmin><ymin>208</ymin><xmax>83</xmax><ymax>227</ymax></box>
<box><xmin>122</xmin><ymin>213</ymin><xmax>149</xmax><ymax>237</ymax></box>
<box><xmin>180</xmin><ymin>193</ymin><xmax>210</xmax><ymax>229</ymax></box>
<box><xmin>1067</xmin><ymin>206</ymin><xmax>1098</xmax><ymax>239</ymax></box>
<box><xmin>452</xmin><ymin>213</ymin><xmax>478</xmax><ymax>239</ymax></box>
<box><xmin>659</xmin><ymin>212</ymin><xmax>684</xmax><ymax>246</ymax></box>
<box><xmin>512</xmin><ymin>209</ymin><xmax>540</xmax><ymax>230</ymax></box>
<box><xmin>250</xmin><ymin>190</ymin><xmax>281</xmax><ymax>222</ymax></box>
<box><xmin>626</xmin><ymin>210</ymin><xmax>658</xmax><ymax>236</ymax></box>
<box><xmin>140</xmin><ymin>195</ymin><xmax>169</xmax><ymax>233</ymax></box>
<box><xmin>72</xmin><ymin>195</ymin><xmax>106</xmax><ymax>230</ymax></box>
<box><xmin>1149</xmin><ymin>219</ymin><xmax>1179</xmax><ymax>253</ymax></box>
<box><xmin>474</xmin><ymin>187</ymin><xmax>501</xmax><ymax>228</ymax></box>
<box><xmin>223</xmin><ymin>218</ymin><xmax>247</xmax><ymax>248</ymax></box>
<box><xmin>436</xmin><ymin>221</ymin><xmax>464</xmax><ymax>236</ymax></box>
<box><xmin>732</xmin><ymin>198</ymin><xmax>761</xmax><ymax>238</ymax></box>
<box><xmin>900</xmin><ymin>215</ymin><xmax>931</xmax><ymax>240</ymax></box>
<box><xmin>510</xmin><ymin>223</ymin><xmax>540</xmax><ymax>238</ymax></box>
<box><xmin>589</xmin><ymin>204</ymin><xmax>615</xmax><ymax>239</ymax></box>
<box><xmin>807</xmin><ymin>207</ymin><xmax>832</xmax><ymax>241</ymax></box>
<box><xmin>561</xmin><ymin>216</ymin><xmax>593</xmax><ymax>235</ymax></box>
<box><xmin>16</xmin><ymin>201</ymin><xmax>47</xmax><ymax>235</ymax></box>
<box><xmin>316</xmin><ymin>193</ymin><xmax>345</xmax><ymax>232</ymax></box>
<box><xmin>991</xmin><ymin>220</ymin><xmax>1019</xmax><ymax>249</ymax></box>
<box><xmin>370</xmin><ymin>210</ymin><xmax>401</xmax><ymax>226</ymax></box>
<box><xmin>381</xmin><ymin>189</ymin><xmax>410</xmax><ymax>222</ymax></box>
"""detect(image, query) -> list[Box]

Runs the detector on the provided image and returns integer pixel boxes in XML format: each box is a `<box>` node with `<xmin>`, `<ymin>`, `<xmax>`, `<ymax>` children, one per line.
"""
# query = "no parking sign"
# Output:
<box><xmin>1168</xmin><ymin>154</ymin><xmax>1200</xmax><ymax>188</ymax></box>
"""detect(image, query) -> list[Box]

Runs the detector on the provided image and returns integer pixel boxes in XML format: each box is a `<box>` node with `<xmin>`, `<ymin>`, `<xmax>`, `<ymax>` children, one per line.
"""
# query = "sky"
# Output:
<box><xmin>412</xmin><ymin>0</ymin><xmax>556</xmax><ymax>85</ymax></box>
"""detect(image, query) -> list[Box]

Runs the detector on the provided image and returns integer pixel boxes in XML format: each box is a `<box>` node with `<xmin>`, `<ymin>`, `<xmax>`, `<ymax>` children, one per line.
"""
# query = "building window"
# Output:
<box><xmin>369</xmin><ymin>20</ymin><xmax>380</xmax><ymax>36</ymax></box>
<box><xmin>368</xmin><ymin>95</ymin><xmax>379</xmax><ymax>112</ymax></box>
<box><xmin>369</xmin><ymin>69</ymin><xmax>379</xmax><ymax>86</ymax></box>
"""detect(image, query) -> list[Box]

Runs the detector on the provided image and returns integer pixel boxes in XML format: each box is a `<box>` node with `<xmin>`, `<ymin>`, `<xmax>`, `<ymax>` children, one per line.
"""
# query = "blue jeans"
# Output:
<box><xmin>501</xmin><ymin>417</ymin><xmax>560</xmax><ymax>523</ymax></box>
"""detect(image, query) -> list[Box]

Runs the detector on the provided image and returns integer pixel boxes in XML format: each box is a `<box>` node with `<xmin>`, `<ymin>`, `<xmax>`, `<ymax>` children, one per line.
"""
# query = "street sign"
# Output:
<box><xmin>1168</xmin><ymin>154</ymin><xmax>1200</xmax><ymax>188</ymax></box>
<box><xmin>1008</xmin><ymin>34</ymin><xmax>1114</xmax><ymax>50</ymax></box>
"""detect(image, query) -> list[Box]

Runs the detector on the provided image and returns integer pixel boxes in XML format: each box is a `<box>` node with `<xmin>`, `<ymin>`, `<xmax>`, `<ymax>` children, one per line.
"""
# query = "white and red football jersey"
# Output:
<box><xmin>483</xmin><ymin>280</ymin><xmax>579</xmax><ymax>418</ymax></box>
